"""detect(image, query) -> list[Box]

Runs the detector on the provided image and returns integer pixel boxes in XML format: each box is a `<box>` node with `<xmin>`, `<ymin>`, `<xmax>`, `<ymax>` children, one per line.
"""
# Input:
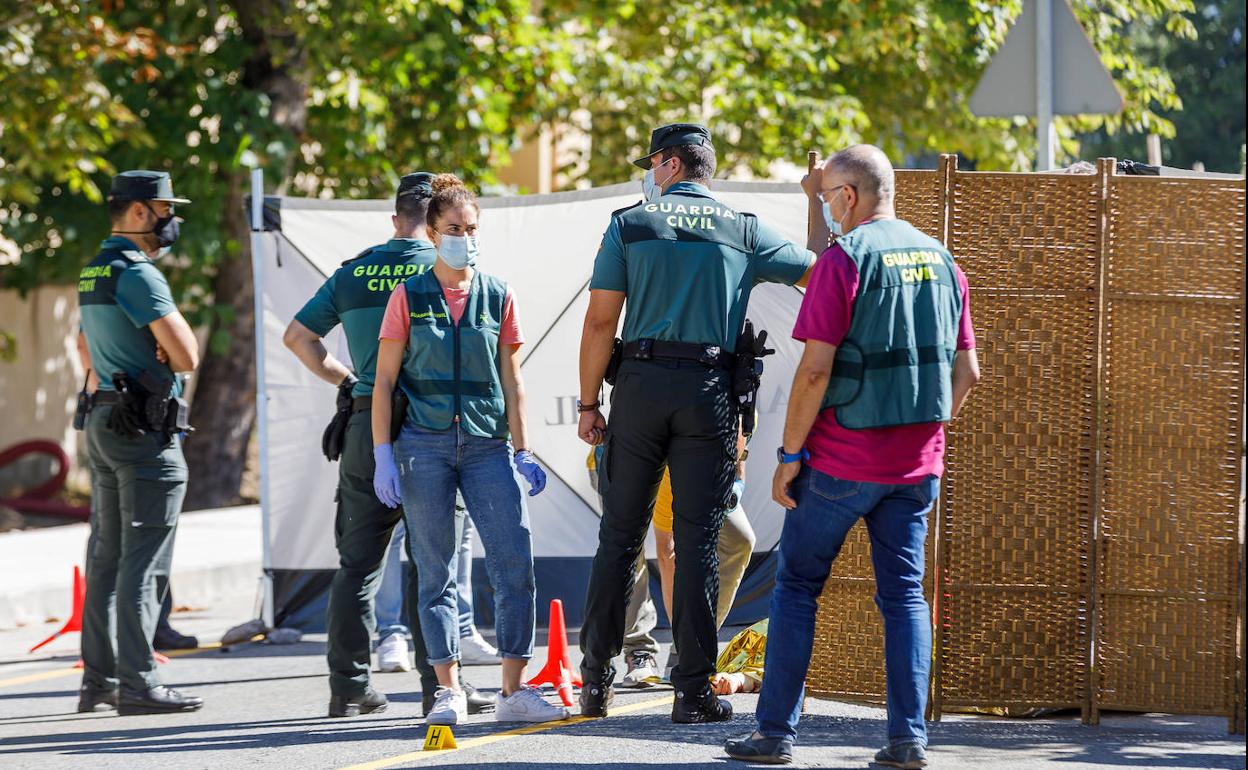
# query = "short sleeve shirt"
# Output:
<box><xmin>379</xmin><ymin>281</ymin><xmax>524</xmax><ymax>346</ymax></box>
<box><xmin>77</xmin><ymin>237</ymin><xmax>180</xmax><ymax>392</ymax></box>
<box><xmin>293</xmin><ymin>238</ymin><xmax>437</xmax><ymax>396</ymax></box>
<box><xmin>794</xmin><ymin>238</ymin><xmax>975</xmax><ymax>484</ymax></box>
<box><xmin>589</xmin><ymin>181</ymin><xmax>813</xmax><ymax>353</ymax></box>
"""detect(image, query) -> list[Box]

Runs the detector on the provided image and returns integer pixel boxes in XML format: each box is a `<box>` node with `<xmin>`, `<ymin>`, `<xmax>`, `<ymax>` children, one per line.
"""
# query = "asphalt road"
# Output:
<box><xmin>1</xmin><ymin>593</ymin><xmax>1243</xmax><ymax>770</ymax></box>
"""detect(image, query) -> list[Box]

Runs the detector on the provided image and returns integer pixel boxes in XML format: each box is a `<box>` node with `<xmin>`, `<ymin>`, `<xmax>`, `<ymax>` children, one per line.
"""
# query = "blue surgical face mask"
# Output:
<box><xmin>642</xmin><ymin>158</ymin><xmax>673</xmax><ymax>202</ymax></box>
<box><xmin>436</xmin><ymin>232</ymin><xmax>478</xmax><ymax>269</ymax></box>
<box><xmin>821</xmin><ymin>200</ymin><xmax>844</xmax><ymax>238</ymax></box>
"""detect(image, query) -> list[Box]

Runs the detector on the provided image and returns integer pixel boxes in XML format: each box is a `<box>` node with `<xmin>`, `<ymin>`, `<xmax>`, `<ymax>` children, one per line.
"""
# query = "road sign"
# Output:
<box><xmin>970</xmin><ymin>0</ymin><xmax>1123</xmax><ymax>170</ymax></box>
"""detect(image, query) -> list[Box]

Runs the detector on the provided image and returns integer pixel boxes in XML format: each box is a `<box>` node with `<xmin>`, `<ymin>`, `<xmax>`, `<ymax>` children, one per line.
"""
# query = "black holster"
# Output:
<box><xmin>391</xmin><ymin>389</ymin><xmax>408</xmax><ymax>441</ymax></box>
<box><xmin>322</xmin><ymin>378</ymin><xmax>356</xmax><ymax>461</ymax></box>
<box><xmin>603</xmin><ymin>338</ymin><xmax>624</xmax><ymax>386</ymax></box>
<box><xmin>109</xmin><ymin>370</ymin><xmax>191</xmax><ymax>440</ymax></box>
<box><xmin>731</xmin><ymin>320</ymin><xmax>774</xmax><ymax>437</ymax></box>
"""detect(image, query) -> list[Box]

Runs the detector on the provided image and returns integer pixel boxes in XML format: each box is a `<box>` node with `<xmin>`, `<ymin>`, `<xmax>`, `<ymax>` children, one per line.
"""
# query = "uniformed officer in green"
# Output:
<box><xmin>76</xmin><ymin>170</ymin><xmax>204</xmax><ymax>715</ymax></box>
<box><xmin>283</xmin><ymin>172</ymin><xmax>490</xmax><ymax>718</ymax></box>
<box><xmin>576</xmin><ymin>124</ymin><xmax>815</xmax><ymax>722</ymax></box>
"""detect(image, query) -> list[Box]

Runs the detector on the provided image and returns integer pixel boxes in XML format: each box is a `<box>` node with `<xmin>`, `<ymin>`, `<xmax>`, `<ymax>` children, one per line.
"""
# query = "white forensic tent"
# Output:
<box><xmin>249</xmin><ymin>178</ymin><xmax>811</xmax><ymax>629</ymax></box>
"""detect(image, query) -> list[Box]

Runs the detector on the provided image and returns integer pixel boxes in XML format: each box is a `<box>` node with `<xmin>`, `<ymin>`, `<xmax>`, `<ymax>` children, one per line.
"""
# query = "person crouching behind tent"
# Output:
<box><xmin>370</xmin><ymin>174</ymin><xmax>569</xmax><ymax>727</ymax></box>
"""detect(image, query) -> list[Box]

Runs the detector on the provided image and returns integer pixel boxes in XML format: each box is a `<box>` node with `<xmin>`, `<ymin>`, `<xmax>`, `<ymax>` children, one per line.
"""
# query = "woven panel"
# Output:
<box><xmin>938</xmin><ymin>172</ymin><xmax>1099</xmax><ymax>711</ymax></box>
<box><xmin>1096</xmin><ymin>176</ymin><xmax>1245</xmax><ymax>720</ymax></box>
<box><xmin>894</xmin><ymin>169</ymin><xmax>944</xmax><ymax>240</ymax></box>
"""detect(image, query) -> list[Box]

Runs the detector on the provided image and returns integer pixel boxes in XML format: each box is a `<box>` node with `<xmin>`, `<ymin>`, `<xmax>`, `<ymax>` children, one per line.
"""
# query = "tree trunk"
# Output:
<box><xmin>183</xmin><ymin>174</ymin><xmax>254</xmax><ymax>510</ymax></box>
<box><xmin>182</xmin><ymin>0</ymin><xmax>306</xmax><ymax>510</ymax></box>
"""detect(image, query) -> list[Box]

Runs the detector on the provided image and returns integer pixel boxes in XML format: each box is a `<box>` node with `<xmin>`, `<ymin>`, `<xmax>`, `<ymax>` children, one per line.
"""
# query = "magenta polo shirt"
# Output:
<box><xmin>792</xmin><ymin>235</ymin><xmax>976</xmax><ymax>485</ymax></box>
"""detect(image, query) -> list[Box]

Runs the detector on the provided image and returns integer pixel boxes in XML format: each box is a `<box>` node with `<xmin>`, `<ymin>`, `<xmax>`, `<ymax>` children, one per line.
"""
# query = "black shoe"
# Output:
<box><xmin>77</xmin><ymin>685</ymin><xmax>119</xmax><ymax>713</ymax></box>
<box><xmin>578</xmin><ymin>678</ymin><xmax>614</xmax><ymax>718</ymax></box>
<box><xmin>153</xmin><ymin>627</ymin><xmax>199</xmax><ymax>651</ymax></box>
<box><xmin>118</xmin><ymin>685</ymin><xmax>204</xmax><ymax>715</ymax></box>
<box><xmin>328</xmin><ymin>687</ymin><xmax>388</xmax><ymax>718</ymax></box>
<box><xmin>672</xmin><ymin>685</ymin><xmax>732</xmax><ymax>724</ymax></box>
<box><xmin>725</xmin><ymin>732</ymin><xmax>794</xmax><ymax>765</ymax></box>
<box><xmin>873</xmin><ymin>741</ymin><xmax>928</xmax><ymax>769</ymax></box>
<box><xmin>462</xmin><ymin>680</ymin><xmax>495</xmax><ymax>714</ymax></box>
<box><xmin>422</xmin><ymin>691</ymin><xmax>435</xmax><ymax>717</ymax></box>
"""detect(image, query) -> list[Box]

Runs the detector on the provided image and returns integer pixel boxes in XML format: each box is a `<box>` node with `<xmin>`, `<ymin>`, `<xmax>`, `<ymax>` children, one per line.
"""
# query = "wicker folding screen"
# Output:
<box><xmin>804</xmin><ymin>157</ymin><xmax>1245</xmax><ymax>731</ymax></box>
<box><xmin>935</xmin><ymin>165</ymin><xmax>1100</xmax><ymax>719</ymax></box>
<box><xmin>1095</xmin><ymin>174</ymin><xmax>1246</xmax><ymax>730</ymax></box>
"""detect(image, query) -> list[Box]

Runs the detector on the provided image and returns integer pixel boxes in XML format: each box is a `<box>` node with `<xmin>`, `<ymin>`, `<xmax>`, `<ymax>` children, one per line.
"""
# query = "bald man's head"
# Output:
<box><xmin>825</xmin><ymin>144</ymin><xmax>895</xmax><ymax>203</ymax></box>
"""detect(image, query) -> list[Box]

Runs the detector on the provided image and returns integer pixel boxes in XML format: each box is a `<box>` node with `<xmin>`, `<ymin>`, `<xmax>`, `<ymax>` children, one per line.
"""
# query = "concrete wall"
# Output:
<box><xmin>0</xmin><ymin>285</ymin><xmax>86</xmax><ymax>496</ymax></box>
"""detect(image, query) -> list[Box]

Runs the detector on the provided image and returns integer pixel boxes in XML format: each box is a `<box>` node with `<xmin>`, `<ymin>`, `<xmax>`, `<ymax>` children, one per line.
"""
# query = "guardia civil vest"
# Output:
<box><xmin>821</xmin><ymin>219</ymin><xmax>962</xmax><ymax>430</ymax></box>
<box><xmin>398</xmin><ymin>269</ymin><xmax>509</xmax><ymax>439</ymax></box>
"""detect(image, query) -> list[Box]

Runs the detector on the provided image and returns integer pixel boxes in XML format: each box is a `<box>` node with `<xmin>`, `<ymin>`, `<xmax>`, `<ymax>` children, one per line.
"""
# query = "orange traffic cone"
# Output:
<box><xmin>29</xmin><ymin>566</ymin><xmax>85</xmax><ymax>653</ymax></box>
<box><xmin>526</xmin><ymin>599</ymin><xmax>582</xmax><ymax>706</ymax></box>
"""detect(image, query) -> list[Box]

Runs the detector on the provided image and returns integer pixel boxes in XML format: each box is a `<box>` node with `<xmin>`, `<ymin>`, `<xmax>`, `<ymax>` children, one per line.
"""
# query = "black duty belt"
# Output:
<box><xmin>91</xmin><ymin>391</ymin><xmax>122</xmax><ymax>405</ymax></box>
<box><xmin>621</xmin><ymin>339</ymin><xmax>735</xmax><ymax>369</ymax></box>
<box><xmin>352</xmin><ymin>396</ymin><xmax>373</xmax><ymax>412</ymax></box>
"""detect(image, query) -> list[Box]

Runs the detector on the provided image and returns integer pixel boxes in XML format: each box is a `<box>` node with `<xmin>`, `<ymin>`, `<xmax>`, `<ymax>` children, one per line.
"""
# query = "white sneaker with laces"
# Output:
<box><xmin>494</xmin><ymin>685</ymin><xmax>571</xmax><ymax>723</ymax></box>
<box><xmin>620</xmin><ymin>650</ymin><xmax>660</xmax><ymax>688</ymax></box>
<box><xmin>376</xmin><ymin>634</ymin><xmax>412</xmax><ymax>673</ymax></box>
<box><xmin>458</xmin><ymin>628</ymin><xmax>500</xmax><ymax>665</ymax></box>
<box><xmin>426</xmin><ymin>686</ymin><xmax>468</xmax><ymax>725</ymax></box>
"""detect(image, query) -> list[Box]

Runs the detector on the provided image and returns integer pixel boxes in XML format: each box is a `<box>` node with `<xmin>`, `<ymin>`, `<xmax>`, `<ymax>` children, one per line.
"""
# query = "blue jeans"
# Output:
<box><xmin>395</xmin><ymin>424</ymin><xmax>535</xmax><ymax>665</ymax></box>
<box><xmin>376</xmin><ymin>516</ymin><xmax>477</xmax><ymax>641</ymax></box>
<box><xmin>755</xmin><ymin>466</ymin><xmax>937</xmax><ymax>747</ymax></box>
<box><xmin>457</xmin><ymin>514</ymin><xmax>476</xmax><ymax>638</ymax></box>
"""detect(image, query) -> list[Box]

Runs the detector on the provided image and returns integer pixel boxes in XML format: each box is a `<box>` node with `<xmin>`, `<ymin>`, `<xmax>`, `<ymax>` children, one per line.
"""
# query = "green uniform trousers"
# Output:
<box><xmin>327</xmin><ymin>409</ymin><xmax>437</xmax><ymax>696</ymax></box>
<box><xmin>81</xmin><ymin>403</ymin><xmax>186</xmax><ymax>691</ymax></box>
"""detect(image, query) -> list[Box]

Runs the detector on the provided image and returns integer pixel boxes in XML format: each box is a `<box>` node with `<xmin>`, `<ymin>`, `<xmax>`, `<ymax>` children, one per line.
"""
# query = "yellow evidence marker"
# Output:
<box><xmin>423</xmin><ymin>724</ymin><xmax>457</xmax><ymax>751</ymax></box>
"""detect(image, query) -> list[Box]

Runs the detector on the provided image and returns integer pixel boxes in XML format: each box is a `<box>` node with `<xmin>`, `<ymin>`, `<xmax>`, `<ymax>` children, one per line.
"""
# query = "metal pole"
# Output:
<box><xmin>249</xmin><ymin>167</ymin><xmax>275</xmax><ymax>628</ymax></box>
<box><xmin>1036</xmin><ymin>0</ymin><xmax>1054</xmax><ymax>171</ymax></box>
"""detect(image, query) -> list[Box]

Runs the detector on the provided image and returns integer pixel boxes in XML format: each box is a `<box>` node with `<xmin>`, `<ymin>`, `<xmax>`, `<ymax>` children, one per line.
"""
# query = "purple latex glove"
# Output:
<box><xmin>373</xmin><ymin>444</ymin><xmax>402</xmax><ymax>508</ymax></box>
<box><xmin>514</xmin><ymin>449</ymin><xmax>546</xmax><ymax>496</ymax></box>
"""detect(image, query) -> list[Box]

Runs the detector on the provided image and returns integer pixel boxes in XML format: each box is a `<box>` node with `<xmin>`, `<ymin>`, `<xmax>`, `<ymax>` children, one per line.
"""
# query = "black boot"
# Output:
<box><xmin>672</xmin><ymin>685</ymin><xmax>732</xmax><ymax>724</ymax></box>
<box><xmin>578</xmin><ymin>679</ymin><xmax>614</xmax><ymax>718</ymax></box>
<box><xmin>328</xmin><ymin>687</ymin><xmax>388</xmax><ymax>718</ymax></box>
<box><xmin>153</xmin><ymin>627</ymin><xmax>199</xmax><ymax>651</ymax></box>
<box><xmin>77</xmin><ymin>684</ymin><xmax>119</xmax><ymax>713</ymax></box>
<box><xmin>118</xmin><ymin>685</ymin><xmax>204</xmax><ymax>716</ymax></box>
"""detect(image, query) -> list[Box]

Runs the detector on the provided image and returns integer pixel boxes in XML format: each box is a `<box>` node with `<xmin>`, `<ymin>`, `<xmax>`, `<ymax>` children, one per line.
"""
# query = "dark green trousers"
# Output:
<box><xmin>81</xmin><ymin>403</ymin><xmax>185</xmax><ymax>691</ymax></box>
<box><xmin>581</xmin><ymin>359</ymin><xmax>737</xmax><ymax>693</ymax></box>
<box><xmin>326</xmin><ymin>409</ymin><xmax>436</xmax><ymax>696</ymax></box>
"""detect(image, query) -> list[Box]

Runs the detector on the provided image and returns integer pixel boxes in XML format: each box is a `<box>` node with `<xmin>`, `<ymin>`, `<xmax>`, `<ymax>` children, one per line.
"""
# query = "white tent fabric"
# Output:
<box><xmin>252</xmin><ymin>180</ymin><xmax>810</xmax><ymax>623</ymax></box>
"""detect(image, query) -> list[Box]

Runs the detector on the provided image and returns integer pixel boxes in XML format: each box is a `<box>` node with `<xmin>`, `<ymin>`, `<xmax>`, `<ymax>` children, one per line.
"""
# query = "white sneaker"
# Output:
<box><xmin>620</xmin><ymin>650</ymin><xmax>660</xmax><ymax>688</ymax></box>
<box><xmin>376</xmin><ymin>634</ymin><xmax>412</xmax><ymax>673</ymax></box>
<box><xmin>494</xmin><ymin>685</ymin><xmax>571</xmax><ymax>723</ymax></box>
<box><xmin>459</xmin><ymin>628</ymin><xmax>500</xmax><ymax>665</ymax></box>
<box><xmin>426</xmin><ymin>686</ymin><xmax>468</xmax><ymax>725</ymax></box>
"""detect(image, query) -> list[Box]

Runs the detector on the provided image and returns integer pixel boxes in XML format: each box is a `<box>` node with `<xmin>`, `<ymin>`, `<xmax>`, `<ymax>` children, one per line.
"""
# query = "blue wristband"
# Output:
<box><xmin>776</xmin><ymin>447</ymin><xmax>809</xmax><ymax>464</ymax></box>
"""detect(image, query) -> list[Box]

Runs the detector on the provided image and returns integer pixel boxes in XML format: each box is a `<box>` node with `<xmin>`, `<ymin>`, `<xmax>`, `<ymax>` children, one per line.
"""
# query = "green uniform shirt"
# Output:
<box><xmin>77</xmin><ymin>236</ymin><xmax>180</xmax><ymax>394</ymax></box>
<box><xmin>590</xmin><ymin>181</ymin><xmax>814</xmax><ymax>353</ymax></box>
<box><xmin>295</xmin><ymin>238</ymin><xmax>436</xmax><ymax>397</ymax></box>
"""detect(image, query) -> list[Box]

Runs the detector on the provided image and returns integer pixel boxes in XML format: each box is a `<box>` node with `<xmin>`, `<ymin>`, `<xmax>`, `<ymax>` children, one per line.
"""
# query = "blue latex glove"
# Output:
<box><xmin>728</xmin><ymin>478</ymin><xmax>746</xmax><ymax>509</ymax></box>
<box><xmin>514</xmin><ymin>450</ymin><xmax>546</xmax><ymax>496</ymax></box>
<box><xmin>373</xmin><ymin>444</ymin><xmax>403</xmax><ymax>508</ymax></box>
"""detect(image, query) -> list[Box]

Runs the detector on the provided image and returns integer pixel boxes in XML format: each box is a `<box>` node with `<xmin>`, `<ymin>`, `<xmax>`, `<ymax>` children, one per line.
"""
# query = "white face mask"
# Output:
<box><xmin>642</xmin><ymin>158</ymin><xmax>674</xmax><ymax>202</ymax></box>
<box><xmin>436</xmin><ymin>233</ymin><xmax>478</xmax><ymax>269</ymax></box>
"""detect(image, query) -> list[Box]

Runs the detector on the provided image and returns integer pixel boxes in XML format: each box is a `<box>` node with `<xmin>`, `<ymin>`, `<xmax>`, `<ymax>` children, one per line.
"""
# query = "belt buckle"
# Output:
<box><xmin>636</xmin><ymin>339</ymin><xmax>653</xmax><ymax>361</ymax></box>
<box><xmin>699</xmin><ymin>345</ymin><xmax>721</xmax><ymax>366</ymax></box>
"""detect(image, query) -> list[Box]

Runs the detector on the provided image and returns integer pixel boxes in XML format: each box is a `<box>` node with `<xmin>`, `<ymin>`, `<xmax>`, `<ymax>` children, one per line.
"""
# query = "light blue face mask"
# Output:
<box><xmin>642</xmin><ymin>158</ymin><xmax>674</xmax><ymax>202</ymax></box>
<box><xmin>822</xmin><ymin>192</ymin><xmax>846</xmax><ymax>238</ymax></box>
<box><xmin>436</xmin><ymin>233</ymin><xmax>478</xmax><ymax>269</ymax></box>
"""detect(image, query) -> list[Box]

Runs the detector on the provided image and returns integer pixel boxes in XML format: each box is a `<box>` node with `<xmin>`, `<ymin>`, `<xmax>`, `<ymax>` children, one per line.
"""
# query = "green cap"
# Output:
<box><xmin>107</xmin><ymin>170</ymin><xmax>191</xmax><ymax>204</ymax></box>
<box><xmin>397</xmin><ymin>171</ymin><xmax>435</xmax><ymax>200</ymax></box>
<box><xmin>631</xmin><ymin>123</ymin><xmax>714</xmax><ymax>168</ymax></box>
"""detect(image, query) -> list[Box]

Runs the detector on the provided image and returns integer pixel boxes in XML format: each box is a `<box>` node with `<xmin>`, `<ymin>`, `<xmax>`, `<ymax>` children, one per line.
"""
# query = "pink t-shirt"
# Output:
<box><xmin>793</xmin><ymin>240</ymin><xmax>976</xmax><ymax>484</ymax></box>
<box><xmin>379</xmin><ymin>280</ymin><xmax>524</xmax><ymax>346</ymax></box>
